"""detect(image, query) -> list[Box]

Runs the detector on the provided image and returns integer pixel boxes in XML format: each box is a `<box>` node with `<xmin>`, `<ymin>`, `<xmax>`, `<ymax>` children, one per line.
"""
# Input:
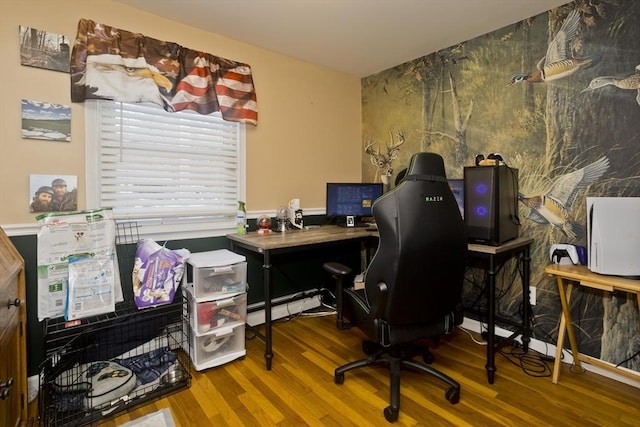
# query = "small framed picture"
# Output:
<box><xmin>29</xmin><ymin>174</ymin><xmax>78</xmax><ymax>213</ymax></box>
<box><xmin>346</xmin><ymin>216</ymin><xmax>355</xmax><ymax>227</ymax></box>
<box><xmin>19</xmin><ymin>25</ymin><xmax>70</xmax><ymax>72</ymax></box>
<box><xmin>22</xmin><ymin>99</ymin><xmax>71</xmax><ymax>141</ymax></box>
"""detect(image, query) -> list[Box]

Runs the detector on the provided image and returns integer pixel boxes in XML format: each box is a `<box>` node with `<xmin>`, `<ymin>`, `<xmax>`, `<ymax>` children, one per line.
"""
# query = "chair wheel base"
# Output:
<box><xmin>362</xmin><ymin>340</ymin><xmax>378</xmax><ymax>355</ymax></box>
<box><xmin>334</xmin><ymin>373</ymin><xmax>345</xmax><ymax>384</ymax></box>
<box><xmin>445</xmin><ymin>387</ymin><xmax>460</xmax><ymax>404</ymax></box>
<box><xmin>384</xmin><ymin>406</ymin><xmax>399</xmax><ymax>422</ymax></box>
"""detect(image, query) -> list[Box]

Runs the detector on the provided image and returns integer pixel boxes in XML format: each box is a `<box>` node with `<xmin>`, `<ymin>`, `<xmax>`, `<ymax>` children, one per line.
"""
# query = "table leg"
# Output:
<box><xmin>521</xmin><ymin>246</ymin><xmax>531</xmax><ymax>351</ymax></box>
<box><xmin>486</xmin><ymin>254</ymin><xmax>497</xmax><ymax>384</ymax></box>
<box><xmin>263</xmin><ymin>250</ymin><xmax>273</xmax><ymax>370</ymax></box>
<box><xmin>561</xmin><ymin>282</ymin><xmax>582</xmax><ymax>374</ymax></box>
<box><xmin>553</xmin><ymin>278</ymin><xmax>583</xmax><ymax>382</ymax></box>
<box><xmin>552</xmin><ymin>296</ymin><xmax>567</xmax><ymax>384</ymax></box>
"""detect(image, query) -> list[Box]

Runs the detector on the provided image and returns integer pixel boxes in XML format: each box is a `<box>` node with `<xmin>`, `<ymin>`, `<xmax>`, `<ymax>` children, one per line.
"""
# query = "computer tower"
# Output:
<box><xmin>464</xmin><ymin>165</ymin><xmax>519</xmax><ymax>245</ymax></box>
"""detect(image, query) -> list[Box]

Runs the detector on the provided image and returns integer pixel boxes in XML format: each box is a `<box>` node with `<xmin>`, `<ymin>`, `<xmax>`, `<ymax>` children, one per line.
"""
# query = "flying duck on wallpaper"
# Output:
<box><xmin>362</xmin><ymin>0</ymin><xmax>640</xmax><ymax>373</ymax></box>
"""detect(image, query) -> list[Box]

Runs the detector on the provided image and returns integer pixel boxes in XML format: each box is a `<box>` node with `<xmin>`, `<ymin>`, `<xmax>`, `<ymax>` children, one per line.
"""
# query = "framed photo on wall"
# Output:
<box><xmin>29</xmin><ymin>174</ymin><xmax>78</xmax><ymax>213</ymax></box>
<box><xmin>19</xmin><ymin>25</ymin><xmax>70</xmax><ymax>72</ymax></box>
<box><xmin>21</xmin><ymin>99</ymin><xmax>71</xmax><ymax>142</ymax></box>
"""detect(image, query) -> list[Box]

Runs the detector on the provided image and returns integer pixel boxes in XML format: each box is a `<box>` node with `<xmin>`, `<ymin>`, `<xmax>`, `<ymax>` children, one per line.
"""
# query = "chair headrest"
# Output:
<box><xmin>404</xmin><ymin>153</ymin><xmax>447</xmax><ymax>182</ymax></box>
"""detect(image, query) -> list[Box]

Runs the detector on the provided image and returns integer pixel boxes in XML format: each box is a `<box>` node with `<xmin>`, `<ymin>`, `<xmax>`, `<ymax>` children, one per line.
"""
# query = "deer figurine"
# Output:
<box><xmin>365</xmin><ymin>131</ymin><xmax>405</xmax><ymax>192</ymax></box>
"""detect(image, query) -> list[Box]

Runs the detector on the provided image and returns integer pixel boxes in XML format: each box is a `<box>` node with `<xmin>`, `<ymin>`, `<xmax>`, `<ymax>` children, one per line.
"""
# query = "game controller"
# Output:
<box><xmin>550</xmin><ymin>244</ymin><xmax>580</xmax><ymax>265</ymax></box>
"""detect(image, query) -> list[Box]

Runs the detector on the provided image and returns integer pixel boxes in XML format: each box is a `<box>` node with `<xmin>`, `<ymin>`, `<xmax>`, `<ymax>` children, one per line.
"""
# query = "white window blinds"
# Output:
<box><xmin>85</xmin><ymin>100</ymin><xmax>246</xmax><ymax>239</ymax></box>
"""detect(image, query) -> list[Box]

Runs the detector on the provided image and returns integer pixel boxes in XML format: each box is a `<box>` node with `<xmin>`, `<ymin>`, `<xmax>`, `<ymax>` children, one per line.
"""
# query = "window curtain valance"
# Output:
<box><xmin>70</xmin><ymin>18</ymin><xmax>258</xmax><ymax>125</ymax></box>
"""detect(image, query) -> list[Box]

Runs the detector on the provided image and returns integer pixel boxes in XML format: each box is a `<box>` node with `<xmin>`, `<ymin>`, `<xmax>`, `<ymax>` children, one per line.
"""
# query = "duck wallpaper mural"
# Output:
<box><xmin>362</xmin><ymin>0</ymin><xmax>640</xmax><ymax>374</ymax></box>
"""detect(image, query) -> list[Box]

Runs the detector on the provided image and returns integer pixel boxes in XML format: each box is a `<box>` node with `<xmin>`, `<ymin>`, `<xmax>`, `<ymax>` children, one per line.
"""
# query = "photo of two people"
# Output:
<box><xmin>29</xmin><ymin>174</ymin><xmax>78</xmax><ymax>213</ymax></box>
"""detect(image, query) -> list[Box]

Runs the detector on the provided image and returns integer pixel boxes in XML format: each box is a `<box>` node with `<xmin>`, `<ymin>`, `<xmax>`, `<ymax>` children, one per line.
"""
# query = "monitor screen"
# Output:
<box><xmin>326</xmin><ymin>183</ymin><xmax>384</xmax><ymax>218</ymax></box>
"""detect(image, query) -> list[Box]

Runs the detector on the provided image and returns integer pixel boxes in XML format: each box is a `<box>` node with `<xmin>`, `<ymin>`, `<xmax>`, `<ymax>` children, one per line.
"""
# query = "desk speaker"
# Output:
<box><xmin>464</xmin><ymin>165</ymin><xmax>519</xmax><ymax>245</ymax></box>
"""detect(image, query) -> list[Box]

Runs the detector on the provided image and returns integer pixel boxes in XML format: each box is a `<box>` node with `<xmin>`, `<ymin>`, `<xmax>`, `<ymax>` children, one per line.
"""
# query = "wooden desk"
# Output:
<box><xmin>468</xmin><ymin>237</ymin><xmax>534</xmax><ymax>384</ymax></box>
<box><xmin>228</xmin><ymin>226</ymin><xmax>533</xmax><ymax>378</ymax></box>
<box><xmin>544</xmin><ymin>264</ymin><xmax>640</xmax><ymax>384</ymax></box>
<box><xmin>227</xmin><ymin>225</ymin><xmax>375</xmax><ymax>370</ymax></box>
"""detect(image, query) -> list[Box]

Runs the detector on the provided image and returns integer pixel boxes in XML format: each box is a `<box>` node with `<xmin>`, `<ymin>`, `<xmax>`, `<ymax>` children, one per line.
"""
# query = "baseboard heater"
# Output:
<box><xmin>246</xmin><ymin>289</ymin><xmax>323</xmax><ymax>327</ymax></box>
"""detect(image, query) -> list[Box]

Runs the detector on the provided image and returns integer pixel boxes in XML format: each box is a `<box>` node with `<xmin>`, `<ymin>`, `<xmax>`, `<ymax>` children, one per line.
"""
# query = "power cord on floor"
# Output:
<box><xmin>497</xmin><ymin>341</ymin><xmax>552</xmax><ymax>378</ymax></box>
<box><xmin>458</xmin><ymin>324</ymin><xmax>554</xmax><ymax>378</ymax></box>
<box><xmin>456</xmin><ymin>325</ymin><xmax>487</xmax><ymax>346</ymax></box>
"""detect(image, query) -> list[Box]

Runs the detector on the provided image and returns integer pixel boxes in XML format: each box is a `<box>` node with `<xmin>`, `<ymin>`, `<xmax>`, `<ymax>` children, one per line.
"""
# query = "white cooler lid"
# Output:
<box><xmin>187</xmin><ymin>249</ymin><xmax>246</xmax><ymax>267</ymax></box>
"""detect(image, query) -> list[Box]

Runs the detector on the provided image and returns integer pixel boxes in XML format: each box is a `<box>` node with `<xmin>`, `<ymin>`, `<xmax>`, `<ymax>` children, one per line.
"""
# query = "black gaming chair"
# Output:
<box><xmin>323</xmin><ymin>152</ymin><xmax>468</xmax><ymax>422</ymax></box>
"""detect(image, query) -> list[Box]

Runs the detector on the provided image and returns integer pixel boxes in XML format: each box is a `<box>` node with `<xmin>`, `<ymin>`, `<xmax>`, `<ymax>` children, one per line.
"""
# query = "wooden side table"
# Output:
<box><xmin>544</xmin><ymin>264</ymin><xmax>640</xmax><ymax>384</ymax></box>
<box><xmin>468</xmin><ymin>236</ymin><xmax>533</xmax><ymax>384</ymax></box>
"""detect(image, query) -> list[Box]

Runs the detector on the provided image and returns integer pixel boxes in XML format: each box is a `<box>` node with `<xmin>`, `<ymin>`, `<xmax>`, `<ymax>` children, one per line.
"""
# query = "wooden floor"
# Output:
<box><xmin>88</xmin><ymin>312</ymin><xmax>640</xmax><ymax>426</ymax></box>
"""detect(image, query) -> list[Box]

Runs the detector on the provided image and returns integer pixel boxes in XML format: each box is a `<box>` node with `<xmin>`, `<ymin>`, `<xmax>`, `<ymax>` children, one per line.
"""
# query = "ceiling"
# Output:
<box><xmin>115</xmin><ymin>0</ymin><xmax>570</xmax><ymax>77</ymax></box>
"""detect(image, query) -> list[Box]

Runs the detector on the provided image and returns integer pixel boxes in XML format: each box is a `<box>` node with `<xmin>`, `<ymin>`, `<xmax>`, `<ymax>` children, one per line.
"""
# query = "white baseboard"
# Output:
<box><xmin>461</xmin><ymin>318</ymin><xmax>640</xmax><ymax>388</ymax></box>
<box><xmin>247</xmin><ymin>294</ymin><xmax>322</xmax><ymax>327</ymax></box>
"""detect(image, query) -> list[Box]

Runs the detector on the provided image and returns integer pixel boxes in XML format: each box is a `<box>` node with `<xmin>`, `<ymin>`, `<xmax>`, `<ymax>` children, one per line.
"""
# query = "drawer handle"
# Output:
<box><xmin>6</xmin><ymin>298</ymin><xmax>20</xmax><ymax>309</ymax></box>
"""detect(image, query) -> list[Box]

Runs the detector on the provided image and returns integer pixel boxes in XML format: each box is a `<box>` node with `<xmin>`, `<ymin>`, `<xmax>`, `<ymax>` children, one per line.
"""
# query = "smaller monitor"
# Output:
<box><xmin>447</xmin><ymin>179</ymin><xmax>464</xmax><ymax>219</ymax></box>
<box><xmin>326</xmin><ymin>183</ymin><xmax>384</xmax><ymax>225</ymax></box>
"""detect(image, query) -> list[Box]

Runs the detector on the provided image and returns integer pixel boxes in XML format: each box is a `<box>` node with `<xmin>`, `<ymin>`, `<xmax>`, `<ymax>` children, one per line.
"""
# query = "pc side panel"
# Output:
<box><xmin>464</xmin><ymin>166</ymin><xmax>497</xmax><ymax>243</ymax></box>
<box><xmin>497</xmin><ymin>166</ymin><xmax>519</xmax><ymax>244</ymax></box>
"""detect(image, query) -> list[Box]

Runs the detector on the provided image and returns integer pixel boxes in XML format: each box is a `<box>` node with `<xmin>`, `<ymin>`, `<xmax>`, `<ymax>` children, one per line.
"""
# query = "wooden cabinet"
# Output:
<box><xmin>0</xmin><ymin>227</ymin><xmax>27</xmax><ymax>427</ymax></box>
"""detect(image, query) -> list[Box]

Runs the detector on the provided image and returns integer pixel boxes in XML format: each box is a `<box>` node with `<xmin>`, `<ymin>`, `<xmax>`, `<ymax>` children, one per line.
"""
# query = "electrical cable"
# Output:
<box><xmin>616</xmin><ymin>349</ymin><xmax>640</xmax><ymax>368</ymax></box>
<box><xmin>497</xmin><ymin>343</ymin><xmax>552</xmax><ymax>378</ymax></box>
<box><xmin>456</xmin><ymin>325</ymin><xmax>487</xmax><ymax>346</ymax></box>
<box><xmin>459</xmin><ymin>323</ymin><xmax>555</xmax><ymax>378</ymax></box>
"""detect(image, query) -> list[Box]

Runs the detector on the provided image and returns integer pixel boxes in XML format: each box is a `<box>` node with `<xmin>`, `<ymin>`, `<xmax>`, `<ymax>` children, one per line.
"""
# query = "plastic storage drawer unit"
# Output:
<box><xmin>185</xmin><ymin>284</ymin><xmax>247</xmax><ymax>335</ymax></box>
<box><xmin>189</xmin><ymin>323</ymin><xmax>246</xmax><ymax>371</ymax></box>
<box><xmin>184</xmin><ymin>249</ymin><xmax>247</xmax><ymax>299</ymax></box>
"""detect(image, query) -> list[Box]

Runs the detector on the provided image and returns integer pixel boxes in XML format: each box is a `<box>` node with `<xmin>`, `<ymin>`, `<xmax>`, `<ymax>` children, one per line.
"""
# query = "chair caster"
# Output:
<box><xmin>384</xmin><ymin>406</ymin><xmax>399</xmax><ymax>422</ymax></box>
<box><xmin>422</xmin><ymin>350</ymin><xmax>434</xmax><ymax>364</ymax></box>
<box><xmin>334</xmin><ymin>372</ymin><xmax>345</xmax><ymax>384</ymax></box>
<box><xmin>445</xmin><ymin>386</ymin><xmax>460</xmax><ymax>404</ymax></box>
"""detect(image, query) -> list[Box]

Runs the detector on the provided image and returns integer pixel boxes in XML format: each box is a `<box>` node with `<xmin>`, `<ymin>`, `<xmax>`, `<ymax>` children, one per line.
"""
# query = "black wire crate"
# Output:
<box><xmin>39</xmin><ymin>300</ymin><xmax>190</xmax><ymax>427</ymax></box>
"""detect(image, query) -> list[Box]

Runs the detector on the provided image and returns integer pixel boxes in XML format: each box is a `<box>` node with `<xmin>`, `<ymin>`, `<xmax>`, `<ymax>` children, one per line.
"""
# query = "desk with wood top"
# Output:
<box><xmin>227</xmin><ymin>225</ymin><xmax>375</xmax><ymax>370</ymax></box>
<box><xmin>228</xmin><ymin>226</ymin><xmax>533</xmax><ymax>382</ymax></box>
<box><xmin>544</xmin><ymin>264</ymin><xmax>640</xmax><ymax>384</ymax></box>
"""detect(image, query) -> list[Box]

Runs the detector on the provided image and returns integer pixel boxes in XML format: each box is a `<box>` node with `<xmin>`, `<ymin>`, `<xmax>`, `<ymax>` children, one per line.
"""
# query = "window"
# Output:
<box><xmin>85</xmin><ymin>100</ymin><xmax>246</xmax><ymax>240</ymax></box>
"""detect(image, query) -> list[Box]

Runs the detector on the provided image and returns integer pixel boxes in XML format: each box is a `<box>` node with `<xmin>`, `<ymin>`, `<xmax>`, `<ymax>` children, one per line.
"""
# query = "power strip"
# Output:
<box><xmin>247</xmin><ymin>294</ymin><xmax>322</xmax><ymax>327</ymax></box>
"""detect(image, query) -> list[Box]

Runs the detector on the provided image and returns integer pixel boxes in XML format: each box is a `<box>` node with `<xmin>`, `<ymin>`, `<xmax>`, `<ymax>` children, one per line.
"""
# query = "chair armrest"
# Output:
<box><xmin>323</xmin><ymin>262</ymin><xmax>352</xmax><ymax>277</ymax></box>
<box><xmin>323</xmin><ymin>262</ymin><xmax>354</xmax><ymax>329</ymax></box>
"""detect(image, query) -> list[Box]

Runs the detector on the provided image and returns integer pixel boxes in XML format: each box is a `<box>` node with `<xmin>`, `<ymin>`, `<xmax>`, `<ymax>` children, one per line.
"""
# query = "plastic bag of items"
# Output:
<box><xmin>132</xmin><ymin>239</ymin><xmax>190</xmax><ymax>309</ymax></box>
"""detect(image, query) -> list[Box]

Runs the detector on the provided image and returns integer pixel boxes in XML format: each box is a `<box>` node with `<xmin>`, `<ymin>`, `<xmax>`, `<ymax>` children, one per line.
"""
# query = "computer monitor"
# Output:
<box><xmin>326</xmin><ymin>182</ymin><xmax>384</xmax><ymax>226</ymax></box>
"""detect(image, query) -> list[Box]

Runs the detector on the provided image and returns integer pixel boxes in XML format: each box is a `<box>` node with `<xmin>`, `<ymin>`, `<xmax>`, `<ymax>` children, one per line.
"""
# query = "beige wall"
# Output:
<box><xmin>1</xmin><ymin>0</ymin><xmax>362</xmax><ymax>227</ymax></box>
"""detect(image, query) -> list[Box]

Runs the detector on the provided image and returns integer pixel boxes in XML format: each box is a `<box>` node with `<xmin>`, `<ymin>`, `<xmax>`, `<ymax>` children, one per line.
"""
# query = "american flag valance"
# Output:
<box><xmin>70</xmin><ymin>18</ymin><xmax>258</xmax><ymax>125</ymax></box>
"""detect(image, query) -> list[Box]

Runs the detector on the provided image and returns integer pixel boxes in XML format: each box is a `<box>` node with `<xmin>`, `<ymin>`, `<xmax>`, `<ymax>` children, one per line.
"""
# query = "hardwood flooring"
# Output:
<box><xmin>91</xmin><ymin>312</ymin><xmax>640</xmax><ymax>426</ymax></box>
